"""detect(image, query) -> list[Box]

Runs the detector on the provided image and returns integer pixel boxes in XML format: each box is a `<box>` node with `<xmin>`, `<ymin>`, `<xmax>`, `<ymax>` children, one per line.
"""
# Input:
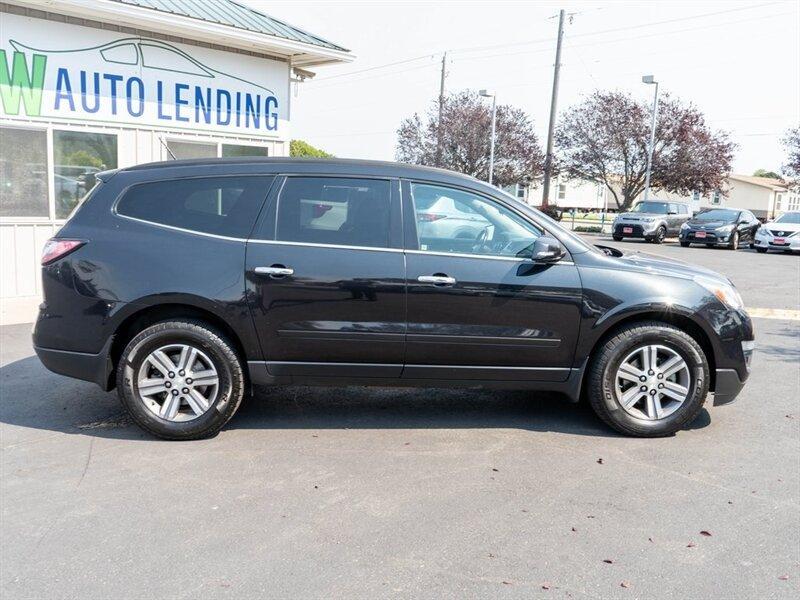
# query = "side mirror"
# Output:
<box><xmin>532</xmin><ymin>235</ymin><xmax>566</xmax><ymax>263</ymax></box>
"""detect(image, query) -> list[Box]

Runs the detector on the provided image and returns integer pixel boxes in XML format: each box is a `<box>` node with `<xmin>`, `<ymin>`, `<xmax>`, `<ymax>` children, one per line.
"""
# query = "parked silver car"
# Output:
<box><xmin>612</xmin><ymin>200</ymin><xmax>692</xmax><ymax>244</ymax></box>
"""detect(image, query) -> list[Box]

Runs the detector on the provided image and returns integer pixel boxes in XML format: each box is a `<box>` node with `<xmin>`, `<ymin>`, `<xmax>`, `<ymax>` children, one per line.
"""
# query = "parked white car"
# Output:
<box><xmin>753</xmin><ymin>211</ymin><xmax>800</xmax><ymax>253</ymax></box>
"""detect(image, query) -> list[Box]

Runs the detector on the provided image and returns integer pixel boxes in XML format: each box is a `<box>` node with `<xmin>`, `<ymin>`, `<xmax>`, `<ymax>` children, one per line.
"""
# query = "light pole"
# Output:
<box><xmin>642</xmin><ymin>75</ymin><xmax>659</xmax><ymax>202</ymax></box>
<box><xmin>479</xmin><ymin>89</ymin><xmax>497</xmax><ymax>185</ymax></box>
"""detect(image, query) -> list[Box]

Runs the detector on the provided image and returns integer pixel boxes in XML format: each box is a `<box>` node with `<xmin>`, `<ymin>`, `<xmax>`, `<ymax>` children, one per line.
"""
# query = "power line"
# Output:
<box><xmin>304</xmin><ymin>2</ymin><xmax>779</xmax><ymax>85</ymax></box>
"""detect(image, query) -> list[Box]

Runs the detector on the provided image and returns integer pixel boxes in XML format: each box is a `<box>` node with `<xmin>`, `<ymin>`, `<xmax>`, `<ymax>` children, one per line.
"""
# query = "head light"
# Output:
<box><xmin>694</xmin><ymin>275</ymin><xmax>744</xmax><ymax>310</ymax></box>
<box><xmin>717</xmin><ymin>224</ymin><xmax>734</xmax><ymax>233</ymax></box>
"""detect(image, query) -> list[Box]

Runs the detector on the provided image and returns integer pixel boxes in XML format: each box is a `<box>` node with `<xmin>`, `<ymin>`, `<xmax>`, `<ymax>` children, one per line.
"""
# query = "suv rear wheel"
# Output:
<box><xmin>587</xmin><ymin>321</ymin><xmax>709</xmax><ymax>437</ymax></box>
<box><xmin>117</xmin><ymin>320</ymin><xmax>246</xmax><ymax>440</ymax></box>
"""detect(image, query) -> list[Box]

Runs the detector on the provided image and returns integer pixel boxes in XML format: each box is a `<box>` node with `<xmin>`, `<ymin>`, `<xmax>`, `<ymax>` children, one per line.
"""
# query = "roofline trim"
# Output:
<box><xmin>6</xmin><ymin>0</ymin><xmax>355</xmax><ymax>66</ymax></box>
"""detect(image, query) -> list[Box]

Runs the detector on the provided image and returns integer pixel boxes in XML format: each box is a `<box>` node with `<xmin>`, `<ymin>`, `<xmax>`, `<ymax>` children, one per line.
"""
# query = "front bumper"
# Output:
<box><xmin>613</xmin><ymin>222</ymin><xmax>660</xmax><ymax>238</ymax></box>
<box><xmin>713</xmin><ymin>368</ymin><xmax>747</xmax><ymax>406</ymax></box>
<box><xmin>753</xmin><ymin>234</ymin><xmax>800</xmax><ymax>250</ymax></box>
<box><xmin>680</xmin><ymin>229</ymin><xmax>733</xmax><ymax>244</ymax></box>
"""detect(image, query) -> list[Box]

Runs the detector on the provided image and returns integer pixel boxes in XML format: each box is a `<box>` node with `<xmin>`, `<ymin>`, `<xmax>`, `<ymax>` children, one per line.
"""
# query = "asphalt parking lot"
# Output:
<box><xmin>1</xmin><ymin>239</ymin><xmax>798</xmax><ymax>599</ymax></box>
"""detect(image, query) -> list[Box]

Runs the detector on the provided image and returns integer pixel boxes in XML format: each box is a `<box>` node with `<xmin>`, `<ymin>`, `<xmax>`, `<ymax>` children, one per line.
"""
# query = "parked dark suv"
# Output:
<box><xmin>33</xmin><ymin>159</ymin><xmax>754</xmax><ymax>439</ymax></box>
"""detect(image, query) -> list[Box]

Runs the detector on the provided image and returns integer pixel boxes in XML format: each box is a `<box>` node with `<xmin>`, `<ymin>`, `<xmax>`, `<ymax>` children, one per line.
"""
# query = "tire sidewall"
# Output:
<box><xmin>598</xmin><ymin>328</ymin><xmax>708</xmax><ymax>435</ymax></box>
<box><xmin>118</xmin><ymin>323</ymin><xmax>241</xmax><ymax>439</ymax></box>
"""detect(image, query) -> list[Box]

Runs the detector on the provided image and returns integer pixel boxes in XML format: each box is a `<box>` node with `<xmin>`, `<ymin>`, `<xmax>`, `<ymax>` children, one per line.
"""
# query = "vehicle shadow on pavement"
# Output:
<box><xmin>0</xmin><ymin>356</ymin><xmax>711</xmax><ymax>441</ymax></box>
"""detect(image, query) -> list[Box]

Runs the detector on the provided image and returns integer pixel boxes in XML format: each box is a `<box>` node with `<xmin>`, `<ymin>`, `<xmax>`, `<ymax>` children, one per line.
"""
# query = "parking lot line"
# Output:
<box><xmin>747</xmin><ymin>307</ymin><xmax>800</xmax><ymax>321</ymax></box>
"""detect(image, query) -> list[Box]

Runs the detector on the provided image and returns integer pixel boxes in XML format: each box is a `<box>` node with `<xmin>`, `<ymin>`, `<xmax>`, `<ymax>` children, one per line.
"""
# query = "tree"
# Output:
<box><xmin>396</xmin><ymin>90</ymin><xmax>543</xmax><ymax>187</ymax></box>
<box><xmin>555</xmin><ymin>91</ymin><xmax>735</xmax><ymax>210</ymax></box>
<box><xmin>290</xmin><ymin>139</ymin><xmax>334</xmax><ymax>158</ymax></box>
<box><xmin>752</xmin><ymin>169</ymin><xmax>782</xmax><ymax>180</ymax></box>
<box><xmin>781</xmin><ymin>126</ymin><xmax>800</xmax><ymax>182</ymax></box>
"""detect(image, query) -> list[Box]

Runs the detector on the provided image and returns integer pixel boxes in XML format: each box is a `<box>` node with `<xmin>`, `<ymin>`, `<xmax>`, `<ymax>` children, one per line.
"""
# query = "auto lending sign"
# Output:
<box><xmin>0</xmin><ymin>14</ymin><xmax>288</xmax><ymax>137</ymax></box>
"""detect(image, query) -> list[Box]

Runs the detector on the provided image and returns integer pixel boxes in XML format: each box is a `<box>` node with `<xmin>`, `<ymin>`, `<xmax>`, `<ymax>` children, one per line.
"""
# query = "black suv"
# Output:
<box><xmin>33</xmin><ymin>159</ymin><xmax>754</xmax><ymax>440</ymax></box>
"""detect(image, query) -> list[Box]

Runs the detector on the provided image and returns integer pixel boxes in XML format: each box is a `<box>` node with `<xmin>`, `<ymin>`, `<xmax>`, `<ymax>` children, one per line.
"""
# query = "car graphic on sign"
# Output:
<box><xmin>9</xmin><ymin>37</ymin><xmax>275</xmax><ymax>95</ymax></box>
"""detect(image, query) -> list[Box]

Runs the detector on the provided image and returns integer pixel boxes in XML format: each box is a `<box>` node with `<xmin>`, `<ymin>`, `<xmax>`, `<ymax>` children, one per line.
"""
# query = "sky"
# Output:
<box><xmin>242</xmin><ymin>0</ymin><xmax>800</xmax><ymax>175</ymax></box>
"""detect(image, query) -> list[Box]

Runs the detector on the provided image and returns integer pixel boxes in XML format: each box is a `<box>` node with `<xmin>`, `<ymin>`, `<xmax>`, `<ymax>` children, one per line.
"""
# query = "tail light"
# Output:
<box><xmin>418</xmin><ymin>213</ymin><xmax>447</xmax><ymax>222</ymax></box>
<box><xmin>41</xmin><ymin>239</ymin><xmax>85</xmax><ymax>265</ymax></box>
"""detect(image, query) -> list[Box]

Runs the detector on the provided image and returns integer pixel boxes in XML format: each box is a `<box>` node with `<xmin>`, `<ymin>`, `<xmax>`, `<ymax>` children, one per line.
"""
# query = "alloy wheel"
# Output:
<box><xmin>614</xmin><ymin>344</ymin><xmax>691</xmax><ymax>420</ymax></box>
<box><xmin>136</xmin><ymin>343</ymin><xmax>219</xmax><ymax>422</ymax></box>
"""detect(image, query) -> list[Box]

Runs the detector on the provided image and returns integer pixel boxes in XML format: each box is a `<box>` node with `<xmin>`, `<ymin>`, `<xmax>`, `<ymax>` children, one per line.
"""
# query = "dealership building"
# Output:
<box><xmin>0</xmin><ymin>0</ymin><xmax>352</xmax><ymax>323</ymax></box>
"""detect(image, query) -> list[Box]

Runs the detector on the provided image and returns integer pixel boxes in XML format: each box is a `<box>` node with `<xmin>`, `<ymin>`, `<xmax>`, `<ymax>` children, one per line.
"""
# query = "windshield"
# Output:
<box><xmin>631</xmin><ymin>202</ymin><xmax>669</xmax><ymax>213</ymax></box>
<box><xmin>695</xmin><ymin>209</ymin><xmax>738</xmax><ymax>221</ymax></box>
<box><xmin>775</xmin><ymin>212</ymin><xmax>800</xmax><ymax>224</ymax></box>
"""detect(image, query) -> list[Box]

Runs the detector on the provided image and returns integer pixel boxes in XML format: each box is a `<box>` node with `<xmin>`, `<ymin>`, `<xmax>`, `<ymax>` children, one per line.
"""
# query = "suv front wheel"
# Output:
<box><xmin>117</xmin><ymin>320</ymin><xmax>246</xmax><ymax>440</ymax></box>
<box><xmin>587</xmin><ymin>322</ymin><xmax>710</xmax><ymax>437</ymax></box>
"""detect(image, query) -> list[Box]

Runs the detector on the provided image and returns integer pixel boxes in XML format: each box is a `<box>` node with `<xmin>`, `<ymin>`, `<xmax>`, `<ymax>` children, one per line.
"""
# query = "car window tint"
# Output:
<box><xmin>410</xmin><ymin>183</ymin><xmax>542</xmax><ymax>258</ymax></box>
<box><xmin>116</xmin><ymin>176</ymin><xmax>273</xmax><ymax>237</ymax></box>
<box><xmin>275</xmin><ymin>177</ymin><xmax>391</xmax><ymax>248</ymax></box>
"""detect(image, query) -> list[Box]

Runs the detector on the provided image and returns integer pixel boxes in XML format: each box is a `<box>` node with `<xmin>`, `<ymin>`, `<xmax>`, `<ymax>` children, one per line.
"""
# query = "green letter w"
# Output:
<box><xmin>0</xmin><ymin>50</ymin><xmax>47</xmax><ymax>116</ymax></box>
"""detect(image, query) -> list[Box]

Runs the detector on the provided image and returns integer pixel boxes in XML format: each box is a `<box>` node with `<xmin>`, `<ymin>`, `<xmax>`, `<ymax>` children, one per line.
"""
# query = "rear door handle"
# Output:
<box><xmin>255</xmin><ymin>266</ymin><xmax>294</xmax><ymax>277</ymax></box>
<box><xmin>417</xmin><ymin>274</ymin><xmax>456</xmax><ymax>285</ymax></box>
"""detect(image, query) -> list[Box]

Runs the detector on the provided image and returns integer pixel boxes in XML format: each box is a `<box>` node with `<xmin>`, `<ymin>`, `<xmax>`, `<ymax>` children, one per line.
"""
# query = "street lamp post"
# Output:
<box><xmin>642</xmin><ymin>75</ymin><xmax>659</xmax><ymax>202</ymax></box>
<box><xmin>479</xmin><ymin>89</ymin><xmax>497</xmax><ymax>185</ymax></box>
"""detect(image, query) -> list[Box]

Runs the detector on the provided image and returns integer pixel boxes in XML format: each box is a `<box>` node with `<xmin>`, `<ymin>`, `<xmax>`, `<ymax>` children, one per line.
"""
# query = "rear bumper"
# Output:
<box><xmin>34</xmin><ymin>340</ymin><xmax>114</xmax><ymax>391</ymax></box>
<box><xmin>713</xmin><ymin>368</ymin><xmax>747</xmax><ymax>406</ymax></box>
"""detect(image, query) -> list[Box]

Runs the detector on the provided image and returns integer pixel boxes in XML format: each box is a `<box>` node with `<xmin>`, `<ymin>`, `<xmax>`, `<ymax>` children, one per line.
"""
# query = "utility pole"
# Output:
<box><xmin>541</xmin><ymin>9</ymin><xmax>566</xmax><ymax>208</ymax></box>
<box><xmin>435</xmin><ymin>52</ymin><xmax>447</xmax><ymax>167</ymax></box>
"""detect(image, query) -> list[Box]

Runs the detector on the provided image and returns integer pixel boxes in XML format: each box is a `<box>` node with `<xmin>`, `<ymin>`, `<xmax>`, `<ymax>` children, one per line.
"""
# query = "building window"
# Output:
<box><xmin>557</xmin><ymin>183</ymin><xmax>566</xmax><ymax>200</ymax></box>
<box><xmin>0</xmin><ymin>126</ymin><xmax>49</xmax><ymax>217</ymax></box>
<box><xmin>167</xmin><ymin>140</ymin><xmax>217</xmax><ymax>160</ymax></box>
<box><xmin>775</xmin><ymin>194</ymin><xmax>783</xmax><ymax>211</ymax></box>
<box><xmin>53</xmin><ymin>130</ymin><xmax>118</xmax><ymax>219</ymax></box>
<box><xmin>711</xmin><ymin>191</ymin><xmax>721</xmax><ymax>205</ymax></box>
<box><xmin>222</xmin><ymin>144</ymin><xmax>268</xmax><ymax>157</ymax></box>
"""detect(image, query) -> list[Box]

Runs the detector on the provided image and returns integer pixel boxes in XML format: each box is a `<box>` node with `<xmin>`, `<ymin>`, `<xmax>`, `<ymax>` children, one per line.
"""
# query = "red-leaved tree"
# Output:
<box><xmin>555</xmin><ymin>91</ymin><xmax>736</xmax><ymax>210</ymax></box>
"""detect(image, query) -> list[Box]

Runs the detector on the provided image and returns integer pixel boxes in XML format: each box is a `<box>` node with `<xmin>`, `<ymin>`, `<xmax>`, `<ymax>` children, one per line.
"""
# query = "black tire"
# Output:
<box><xmin>612</xmin><ymin>236</ymin><xmax>623</xmax><ymax>242</ymax></box>
<box><xmin>749</xmin><ymin>242</ymin><xmax>755</xmax><ymax>250</ymax></box>
<box><xmin>586</xmin><ymin>321</ymin><xmax>710</xmax><ymax>437</ymax></box>
<box><xmin>117</xmin><ymin>320</ymin><xmax>246</xmax><ymax>440</ymax></box>
<box><xmin>652</xmin><ymin>226</ymin><xmax>666</xmax><ymax>244</ymax></box>
<box><xmin>728</xmin><ymin>231</ymin><xmax>739</xmax><ymax>250</ymax></box>
<box><xmin>680</xmin><ymin>241</ymin><xmax>690</xmax><ymax>247</ymax></box>
<box><xmin>755</xmin><ymin>247</ymin><xmax>768</xmax><ymax>253</ymax></box>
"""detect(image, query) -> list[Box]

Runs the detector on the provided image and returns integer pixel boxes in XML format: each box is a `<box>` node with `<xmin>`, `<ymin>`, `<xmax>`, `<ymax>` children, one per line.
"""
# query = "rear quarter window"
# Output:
<box><xmin>116</xmin><ymin>176</ymin><xmax>273</xmax><ymax>238</ymax></box>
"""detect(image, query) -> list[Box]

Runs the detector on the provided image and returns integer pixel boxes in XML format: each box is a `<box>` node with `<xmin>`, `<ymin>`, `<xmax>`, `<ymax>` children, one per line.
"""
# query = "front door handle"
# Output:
<box><xmin>417</xmin><ymin>274</ymin><xmax>456</xmax><ymax>286</ymax></box>
<box><xmin>255</xmin><ymin>266</ymin><xmax>294</xmax><ymax>277</ymax></box>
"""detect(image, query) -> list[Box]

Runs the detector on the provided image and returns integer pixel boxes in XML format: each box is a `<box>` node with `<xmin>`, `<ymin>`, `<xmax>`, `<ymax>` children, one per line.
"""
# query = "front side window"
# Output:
<box><xmin>276</xmin><ymin>177</ymin><xmax>391</xmax><ymax>248</ymax></box>
<box><xmin>54</xmin><ymin>130</ymin><xmax>118</xmax><ymax>219</ymax></box>
<box><xmin>0</xmin><ymin>126</ymin><xmax>48</xmax><ymax>217</ymax></box>
<box><xmin>410</xmin><ymin>183</ymin><xmax>541</xmax><ymax>258</ymax></box>
<box><xmin>116</xmin><ymin>176</ymin><xmax>273</xmax><ymax>238</ymax></box>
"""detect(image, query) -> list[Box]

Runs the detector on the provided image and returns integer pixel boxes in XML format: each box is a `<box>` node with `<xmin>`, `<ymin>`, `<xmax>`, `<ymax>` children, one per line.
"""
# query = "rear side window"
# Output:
<box><xmin>275</xmin><ymin>177</ymin><xmax>391</xmax><ymax>248</ymax></box>
<box><xmin>116</xmin><ymin>176</ymin><xmax>273</xmax><ymax>238</ymax></box>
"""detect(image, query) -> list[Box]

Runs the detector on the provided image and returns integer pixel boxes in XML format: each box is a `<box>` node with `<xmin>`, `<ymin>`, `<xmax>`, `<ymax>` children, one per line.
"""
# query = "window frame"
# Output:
<box><xmin>401</xmin><ymin>178</ymin><xmax>548</xmax><ymax>262</ymax></box>
<box><xmin>251</xmin><ymin>174</ymin><xmax>403</xmax><ymax>251</ymax></box>
<box><xmin>112</xmin><ymin>174</ymin><xmax>275</xmax><ymax>241</ymax></box>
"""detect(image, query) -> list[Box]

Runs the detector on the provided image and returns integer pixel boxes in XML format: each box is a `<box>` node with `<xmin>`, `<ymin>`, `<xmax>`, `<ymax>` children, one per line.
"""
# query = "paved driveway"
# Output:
<box><xmin>1</xmin><ymin>241</ymin><xmax>798</xmax><ymax>599</ymax></box>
